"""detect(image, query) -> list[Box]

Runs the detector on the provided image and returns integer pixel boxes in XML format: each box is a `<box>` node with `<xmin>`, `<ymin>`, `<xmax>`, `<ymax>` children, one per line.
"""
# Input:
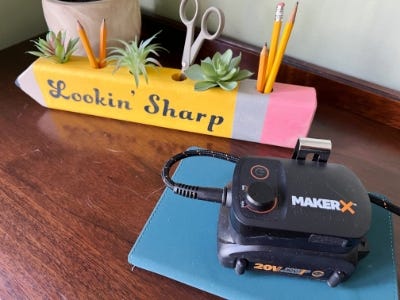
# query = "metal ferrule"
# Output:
<box><xmin>275</xmin><ymin>3</ymin><xmax>285</xmax><ymax>21</ymax></box>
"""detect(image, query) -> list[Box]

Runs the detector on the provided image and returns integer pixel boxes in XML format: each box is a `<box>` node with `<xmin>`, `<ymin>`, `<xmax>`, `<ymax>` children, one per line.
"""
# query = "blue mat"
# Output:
<box><xmin>128</xmin><ymin>153</ymin><xmax>398</xmax><ymax>299</ymax></box>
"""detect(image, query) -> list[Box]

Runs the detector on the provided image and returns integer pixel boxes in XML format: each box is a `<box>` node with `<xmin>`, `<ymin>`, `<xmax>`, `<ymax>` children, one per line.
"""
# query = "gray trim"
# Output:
<box><xmin>232</xmin><ymin>79</ymin><xmax>269</xmax><ymax>142</ymax></box>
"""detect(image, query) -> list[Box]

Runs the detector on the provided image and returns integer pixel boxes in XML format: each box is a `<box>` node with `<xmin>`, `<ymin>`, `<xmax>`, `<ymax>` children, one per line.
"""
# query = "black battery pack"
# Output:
<box><xmin>161</xmin><ymin>138</ymin><xmax>399</xmax><ymax>287</ymax></box>
<box><xmin>217</xmin><ymin>140</ymin><xmax>371</xmax><ymax>286</ymax></box>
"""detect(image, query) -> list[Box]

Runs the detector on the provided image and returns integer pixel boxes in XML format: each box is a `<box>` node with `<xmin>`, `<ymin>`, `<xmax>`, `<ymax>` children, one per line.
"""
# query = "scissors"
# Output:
<box><xmin>180</xmin><ymin>0</ymin><xmax>225</xmax><ymax>72</ymax></box>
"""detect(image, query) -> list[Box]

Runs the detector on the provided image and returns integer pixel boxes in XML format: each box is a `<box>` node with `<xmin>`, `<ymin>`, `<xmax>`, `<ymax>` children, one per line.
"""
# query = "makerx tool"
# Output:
<box><xmin>161</xmin><ymin>138</ymin><xmax>399</xmax><ymax>287</ymax></box>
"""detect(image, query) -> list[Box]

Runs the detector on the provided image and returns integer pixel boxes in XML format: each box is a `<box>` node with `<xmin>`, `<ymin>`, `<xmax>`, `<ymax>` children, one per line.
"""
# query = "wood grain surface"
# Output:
<box><xmin>0</xmin><ymin>15</ymin><xmax>399</xmax><ymax>299</ymax></box>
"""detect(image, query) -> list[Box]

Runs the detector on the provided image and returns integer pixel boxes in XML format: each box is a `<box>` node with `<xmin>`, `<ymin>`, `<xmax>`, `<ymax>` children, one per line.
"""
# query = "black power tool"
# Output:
<box><xmin>161</xmin><ymin>138</ymin><xmax>399</xmax><ymax>287</ymax></box>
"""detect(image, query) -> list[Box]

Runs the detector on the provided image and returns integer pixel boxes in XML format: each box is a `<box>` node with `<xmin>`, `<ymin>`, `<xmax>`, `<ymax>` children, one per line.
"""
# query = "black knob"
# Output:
<box><xmin>245</xmin><ymin>182</ymin><xmax>276</xmax><ymax>212</ymax></box>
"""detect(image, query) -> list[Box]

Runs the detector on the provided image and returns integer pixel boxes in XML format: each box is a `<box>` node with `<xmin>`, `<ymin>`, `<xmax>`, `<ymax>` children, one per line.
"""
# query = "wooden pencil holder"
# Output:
<box><xmin>16</xmin><ymin>57</ymin><xmax>317</xmax><ymax>148</ymax></box>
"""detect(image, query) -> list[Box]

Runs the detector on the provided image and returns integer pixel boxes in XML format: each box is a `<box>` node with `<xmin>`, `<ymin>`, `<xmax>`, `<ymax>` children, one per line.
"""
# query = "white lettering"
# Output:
<box><xmin>291</xmin><ymin>195</ymin><xmax>343</xmax><ymax>212</ymax></box>
<box><xmin>330</xmin><ymin>200</ymin><xmax>341</xmax><ymax>210</ymax></box>
<box><xmin>292</xmin><ymin>196</ymin><xmax>304</xmax><ymax>205</ymax></box>
<box><xmin>322</xmin><ymin>199</ymin><xmax>331</xmax><ymax>209</ymax></box>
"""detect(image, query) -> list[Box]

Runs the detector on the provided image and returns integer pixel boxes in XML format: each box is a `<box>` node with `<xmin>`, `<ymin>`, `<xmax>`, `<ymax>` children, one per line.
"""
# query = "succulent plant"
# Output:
<box><xmin>107</xmin><ymin>32</ymin><xmax>167</xmax><ymax>88</ymax></box>
<box><xmin>184</xmin><ymin>49</ymin><xmax>253</xmax><ymax>91</ymax></box>
<box><xmin>27</xmin><ymin>31</ymin><xmax>78</xmax><ymax>64</ymax></box>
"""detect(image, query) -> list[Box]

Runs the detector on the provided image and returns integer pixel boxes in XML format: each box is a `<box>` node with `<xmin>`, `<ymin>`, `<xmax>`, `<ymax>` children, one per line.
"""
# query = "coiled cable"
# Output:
<box><xmin>161</xmin><ymin>149</ymin><xmax>239</xmax><ymax>203</ymax></box>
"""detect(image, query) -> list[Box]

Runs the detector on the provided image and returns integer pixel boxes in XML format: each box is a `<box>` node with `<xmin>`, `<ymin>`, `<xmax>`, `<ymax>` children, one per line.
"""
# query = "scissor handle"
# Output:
<box><xmin>180</xmin><ymin>0</ymin><xmax>225</xmax><ymax>70</ymax></box>
<box><xmin>199</xmin><ymin>7</ymin><xmax>225</xmax><ymax>40</ymax></box>
<box><xmin>188</xmin><ymin>7</ymin><xmax>224</xmax><ymax>66</ymax></box>
<box><xmin>179</xmin><ymin>0</ymin><xmax>199</xmax><ymax>25</ymax></box>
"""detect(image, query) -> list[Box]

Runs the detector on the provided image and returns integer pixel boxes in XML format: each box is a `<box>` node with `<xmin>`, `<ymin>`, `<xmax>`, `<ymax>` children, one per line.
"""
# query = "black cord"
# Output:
<box><xmin>161</xmin><ymin>149</ymin><xmax>239</xmax><ymax>203</ymax></box>
<box><xmin>368</xmin><ymin>192</ymin><xmax>400</xmax><ymax>216</ymax></box>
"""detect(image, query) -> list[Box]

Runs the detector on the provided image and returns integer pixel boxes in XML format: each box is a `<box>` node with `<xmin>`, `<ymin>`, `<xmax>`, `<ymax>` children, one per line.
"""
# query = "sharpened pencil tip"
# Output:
<box><xmin>289</xmin><ymin>2</ymin><xmax>299</xmax><ymax>23</ymax></box>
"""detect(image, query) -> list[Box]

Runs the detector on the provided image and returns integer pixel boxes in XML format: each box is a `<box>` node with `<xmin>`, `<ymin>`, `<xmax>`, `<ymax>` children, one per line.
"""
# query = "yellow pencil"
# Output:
<box><xmin>99</xmin><ymin>18</ymin><xmax>107</xmax><ymax>68</ymax></box>
<box><xmin>77</xmin><ymin>20</ymin><xmax>99</xmax><ymax>69</ymax></box>
<box><xmin>264</xmin><ymin>2</ymin><xmax>285</xmax><ymax>86</ymax></box>
<box><xmin>256</xmin><ymin>43</ymin><xmax>269</xmax><ymax>92</ymax></box>
<box><xmin>264</xmin><ymin>2</ymin><xmax>298</xmax><ymax>93</ymax></box>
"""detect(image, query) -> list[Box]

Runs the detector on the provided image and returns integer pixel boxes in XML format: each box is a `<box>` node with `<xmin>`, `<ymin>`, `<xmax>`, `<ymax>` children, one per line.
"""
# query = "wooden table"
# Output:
<box><xmin>1</xmin><ymin>35</ymin><xmax>399</xmax><ymax>298</ymax></box>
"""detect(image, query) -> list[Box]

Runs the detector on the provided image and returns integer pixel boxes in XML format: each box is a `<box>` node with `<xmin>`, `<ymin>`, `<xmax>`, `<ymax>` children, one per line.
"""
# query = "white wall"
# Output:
<box><xmin>0</xmin><ymin>0</ymin><xmax>47</xmax><ymax>50</ymax></box>
<box><xmin>1</xmin><ymin>0</ymin><xmax>399</xmax><ymax>92</ymax></box>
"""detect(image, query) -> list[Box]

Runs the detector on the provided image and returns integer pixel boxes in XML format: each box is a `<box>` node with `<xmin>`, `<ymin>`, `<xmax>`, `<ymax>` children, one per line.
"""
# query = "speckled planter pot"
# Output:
<box><xmin>42</xmin><ymin>0</ymin><xmax>141</xmax><ymax>56</ymax></box>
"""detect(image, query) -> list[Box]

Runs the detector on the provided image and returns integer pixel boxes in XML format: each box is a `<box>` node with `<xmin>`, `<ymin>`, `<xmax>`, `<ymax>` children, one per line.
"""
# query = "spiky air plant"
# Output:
<box><xmin>107</xmin><ymin>32</ymin><xmax>167</xmax><ymax>88</ymax></box>
<box><xmin>184</xmin><ymin>49</ymin><xmax>253</xmax><ymax>91</ymax></box>
<box><xmin>27</xmin><ymin>31</ymin><xmax>78</xmax><ymax>63</ymax></box>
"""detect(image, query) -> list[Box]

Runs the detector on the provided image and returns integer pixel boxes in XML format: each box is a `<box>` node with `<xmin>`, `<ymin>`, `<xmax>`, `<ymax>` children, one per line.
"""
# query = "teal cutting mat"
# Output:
<box><xmin>128</xmin><ymin>152</ymin><xmax>398</xmax><ymax>299</ymax></box>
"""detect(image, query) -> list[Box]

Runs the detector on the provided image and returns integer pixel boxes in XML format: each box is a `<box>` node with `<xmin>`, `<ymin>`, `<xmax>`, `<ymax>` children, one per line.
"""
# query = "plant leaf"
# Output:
<box><xmin>211</xmin><ymin>52</ymin><xmax>221</xmax><ymax>67</ymax></box>
<box><xmin>132</xmin><ymin>72</ymin><xmax>140</xmax><ymax>88</ymax></box>
<box><xmin>185</xmin><ymin>64</ymin><xmax>205</xmax><ymax>81</ymax></box>
<box><xmin>220</xmin><ymin>49</ymin><xmax>233</xmax><ymax>66</ymax></box>
<box><xmin>219</xmin><ymin>67</ymin><xmax>238</xmax><ymax>81</ymax></box>
<box><xmin>218</xmin><ymin>81</ymin><xmax>238</xmax><ymax>91</ymax></box>
<box><xmin>66</xmin><ymin>37</ymin><xmax>79</xmax><ymax>54</ymax></box>
<box><xmin>200</xmin><ymin>61</ymin><xmax>217</xmax><ymax>80</ymax></box>
<box><xmin>194</xmin><ymin>81</ymin><xmax>218</xmax><ymax>91</ymax></box>
<box><xmin>202</xmin><ymin>57</ymin><xmax>212</xmax><ymax>64</ymax></box>
<box><xmin>146</xmin><ymin>57</ymin><xmax>162</xmax><ymax>67</ymax></box>
<box><xmin>55</xmin><ymin>43</ymin><xmax>64</xmax><ymax>62</ymax></box>
<box><xmin>229</xmin><ymin>52</ymin><xmax>241</xmax><ymax>69</ymax></box>
<box><xmin>26</xmin><ymin>51</ymin><xmax>49</xmax><ymax>58</ymax></box>
<box><xmin>232</xmin><ymin>69</ymin><xmax>253</xmax><ymax>81</ymax></box>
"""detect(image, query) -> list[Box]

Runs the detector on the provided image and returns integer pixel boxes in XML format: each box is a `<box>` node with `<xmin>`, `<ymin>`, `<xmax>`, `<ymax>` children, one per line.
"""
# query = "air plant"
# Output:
<box><xmin>27</xmin><ymin>31</ymin><xmax>78</xmax><ymax>63</ymax></box>
<box><xmin>184</xmin><ymin>49</ymin><xmax>253</xmax><ymax>91</ymax></box>
<box><xmin>107</xmin><ymin>31</ymin><xmax>167</xmax><ymax>88</ymax></box>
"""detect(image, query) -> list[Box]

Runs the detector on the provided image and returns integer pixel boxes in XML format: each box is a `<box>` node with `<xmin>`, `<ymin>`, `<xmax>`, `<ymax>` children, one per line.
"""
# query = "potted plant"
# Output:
<box><xmin>27</xmin><ymin>30</ymin><xmax>79</xmax><ymax>63</ymax></box>
<box><xmin>41</xmin><ymin>0</ymin><xmax>141</xmax><ymax>56</ymax></box>
<box><xmin>185</xmin><ymin>49</ymin><xmax>253</xmax><ymax>91</ymax></box>
<box><xmin>107</xmin><ymin>32</ymin><xmax>167</xmax><ymax>87</ymax></box>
